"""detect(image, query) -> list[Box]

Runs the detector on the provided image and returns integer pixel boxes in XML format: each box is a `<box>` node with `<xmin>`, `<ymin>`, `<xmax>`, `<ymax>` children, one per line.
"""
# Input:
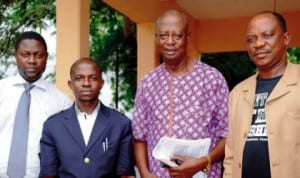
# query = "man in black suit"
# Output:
<box><xmin>39</xmin><ymin>58</ymin><xmax>135</xmax><ymax>178</ymax></box>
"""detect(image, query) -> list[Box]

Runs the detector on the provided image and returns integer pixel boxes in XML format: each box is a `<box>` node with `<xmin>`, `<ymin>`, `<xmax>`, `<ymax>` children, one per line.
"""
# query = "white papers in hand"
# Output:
<box><xmin>152</xmin><ymin>136</ymin><xmax>211</xmax><ymax>178</ymax></box>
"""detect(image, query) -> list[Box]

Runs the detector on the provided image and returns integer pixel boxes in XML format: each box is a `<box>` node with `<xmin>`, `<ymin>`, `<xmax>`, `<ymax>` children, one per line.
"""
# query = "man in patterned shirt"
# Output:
<box><xmin>132</xmin><ymin>9</ymin><xmax>229</xmax><ymax>178</ymax></box>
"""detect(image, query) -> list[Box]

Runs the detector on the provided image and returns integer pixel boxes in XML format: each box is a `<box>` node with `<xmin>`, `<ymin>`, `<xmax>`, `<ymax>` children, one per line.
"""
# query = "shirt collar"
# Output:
<box><xmin>12</xmin><ymin>73</ymin><xmax>47</xmax><ymax>91</ymax></box>
<box><xmin>74</xmin><ymin>101</ymin><xmax>101</xmax><ymax>117</ymax></box>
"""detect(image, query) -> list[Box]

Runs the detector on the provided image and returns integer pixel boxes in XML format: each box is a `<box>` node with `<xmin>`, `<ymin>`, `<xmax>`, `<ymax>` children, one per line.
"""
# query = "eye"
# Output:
<box><xmin>263</xmin><ymin>33</ymin><xmax>273</xmax><ymax>39</ymax></box>
<box><xmin>21</xmin><ymin>53</ymin><xmax>29</xmax><ymax>58</ymax></box>
<box><xmin>158</xmin><ymin>34</ymin><xmax>169</xmax><ymax>40</ymax></box>
<box><xmin>36</xmin><ymin>53</ymin><xmax>45</xmax><ymax>58</ymax></box>
<box><xmin>74</xmin><ymin>76</ymin><xmax>83</xmax><ymax>81</ymax></box>
<box><xmin>246</xmin><ymin>36</ymin><xmax>257</xmax><ymax>44</ymax></box>
<box><xmin>90</xmin><ymin>76</ymin><xmax>99</xmax><ymax>81</ymax></box>
<box><xmin>172</xmin><ymin>34</ymin><xmax>184</xmax><ymax>41</ymax></box>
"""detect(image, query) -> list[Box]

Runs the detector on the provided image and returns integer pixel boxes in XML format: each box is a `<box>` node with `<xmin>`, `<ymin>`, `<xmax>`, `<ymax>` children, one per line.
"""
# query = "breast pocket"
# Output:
<box><xmin>282</xmin><ymin>111</ymin><xmax>300</xmax><ymax>143</ymax></box>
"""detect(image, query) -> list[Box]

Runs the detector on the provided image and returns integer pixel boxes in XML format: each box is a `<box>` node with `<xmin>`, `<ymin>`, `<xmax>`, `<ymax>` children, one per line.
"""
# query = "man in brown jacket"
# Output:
<box><xmin>223</xmin><ymin>11</ymin><xmax>300</xmax><ymax>178</ymax></box>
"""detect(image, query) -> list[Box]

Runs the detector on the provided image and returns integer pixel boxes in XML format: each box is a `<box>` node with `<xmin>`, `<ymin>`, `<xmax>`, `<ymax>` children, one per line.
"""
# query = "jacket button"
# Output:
<box><xmin>84</xmin><ymin>157</ymin><xmax>90</xmax><ymax>163</ymax></box>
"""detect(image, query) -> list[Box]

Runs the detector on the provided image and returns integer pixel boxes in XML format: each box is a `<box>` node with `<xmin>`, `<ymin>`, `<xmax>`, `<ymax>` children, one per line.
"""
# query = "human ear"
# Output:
<box><xmin>283</xmin><ymin>32</ymin><xmax>291</xmax><ymax>46</ymax></box>
<box><xmin>67</xmin><ymin>80</ymin><xmax>73</xmax><ymax>90</ymax></box>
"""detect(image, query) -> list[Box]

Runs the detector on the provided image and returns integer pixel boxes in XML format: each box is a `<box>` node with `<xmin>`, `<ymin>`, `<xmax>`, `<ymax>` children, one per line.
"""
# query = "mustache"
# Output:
<box><xmin>253</xmin><ymin>49</ymin><xmax>270</xmax><ymax>56</ymax></box>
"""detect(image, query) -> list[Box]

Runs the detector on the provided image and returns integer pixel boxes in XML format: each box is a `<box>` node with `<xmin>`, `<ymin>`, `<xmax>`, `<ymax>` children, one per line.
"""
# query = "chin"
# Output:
<box><xmin>253</xmin><ymin>57</ymin><xmax>270</xmax><ymax>65</ymax></box>
<box><xmin>80</xmin><ymin>96</ymin><xmax>98</xmax><ymax>102</ymax></box>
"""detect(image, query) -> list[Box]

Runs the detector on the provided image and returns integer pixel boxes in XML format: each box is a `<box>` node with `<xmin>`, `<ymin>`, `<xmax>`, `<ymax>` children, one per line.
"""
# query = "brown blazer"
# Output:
<box><xmin>223</xmin><ymin>62</ymin><xmax>300</xmax><ymax>178</ymax></box>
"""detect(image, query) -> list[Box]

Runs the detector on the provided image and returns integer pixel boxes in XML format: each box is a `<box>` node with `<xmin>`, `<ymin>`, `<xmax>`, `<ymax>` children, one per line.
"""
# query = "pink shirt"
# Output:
<box><xmin>132</xmin><ymin>61</ymin><xmax>229</xmax><ymax>178</ymax></box>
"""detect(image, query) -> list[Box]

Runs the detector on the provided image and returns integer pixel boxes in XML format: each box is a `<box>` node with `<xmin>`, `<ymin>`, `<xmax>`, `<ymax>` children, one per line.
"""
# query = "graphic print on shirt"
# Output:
<box><xmin>242</xmin><ymin>76</ymin><xmax>281</xmax><ymax>178</ymax></box>
<box><xmin>247</xmin><ymin>92</ymin><xmax>268</xmax><ymax>142</ymax></box>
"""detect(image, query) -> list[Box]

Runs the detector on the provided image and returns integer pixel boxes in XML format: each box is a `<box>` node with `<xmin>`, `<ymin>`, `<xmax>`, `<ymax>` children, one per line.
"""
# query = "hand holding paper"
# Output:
<box><xmin>152</xmin><ymin>136</ymin><xmax>211</xmax><ymax>178</ymax></box>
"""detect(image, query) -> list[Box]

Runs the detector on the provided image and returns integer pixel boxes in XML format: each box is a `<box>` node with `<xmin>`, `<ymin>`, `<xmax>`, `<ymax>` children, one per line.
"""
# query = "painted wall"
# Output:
<box><xmin>196</xmin><ymin>11</ymin><xmax>300</xmax><ymax>53</ymax></box>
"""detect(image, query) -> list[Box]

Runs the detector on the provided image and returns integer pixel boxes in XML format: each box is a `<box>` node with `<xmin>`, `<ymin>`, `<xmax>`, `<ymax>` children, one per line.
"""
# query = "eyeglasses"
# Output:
<box><xmin>157</xmin><ymin>33</ymin><xmax>185</xmax><ymax>41</ymax></box>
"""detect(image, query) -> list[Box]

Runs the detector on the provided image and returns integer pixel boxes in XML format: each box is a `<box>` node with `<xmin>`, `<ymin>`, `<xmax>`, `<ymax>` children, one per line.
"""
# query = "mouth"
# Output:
<box><xmin>164</xmin><ymin>48</ymin><xmax>176</xmax><ymax>55</ymax></box>
<box><xmin>25</xmin><ymin>67</ymin><xmax>38</xmax><ymax>73</ymax></box>
<box><xmin>80</xmin><ymin>90</ymin><xmax>93</xmax><ymax>94</ymax></box>
<box><xmin>253</xmin><ymin>50</ymin><xmax>270</xmax><ymax>58</ymax></box>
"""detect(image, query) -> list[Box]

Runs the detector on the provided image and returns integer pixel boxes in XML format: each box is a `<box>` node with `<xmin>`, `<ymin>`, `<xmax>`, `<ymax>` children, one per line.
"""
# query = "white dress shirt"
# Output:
<box><xmin>75</xmin><ymin>103</ymin><xmax>100</xmax><ymax>145</ymax></box>
<box><xmin>0</xmin><ymin>74</ymin><xmax>72</xmax><ymax>178</ymax></box>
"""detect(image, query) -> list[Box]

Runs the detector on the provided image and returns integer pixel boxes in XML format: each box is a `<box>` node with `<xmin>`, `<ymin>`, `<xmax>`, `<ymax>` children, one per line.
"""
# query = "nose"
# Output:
<box><xmin>28</xmin><ymin>54</ymin><xmax>36</xmax><ymax>63</ymax></box>
<box><xmin>166</xmin><ymin>35</ymin><xmax>176</xmax><ymax>45</ymax></box>
<box><xmin>82</xmin><ymin>78</ymin><xmax>91</xmax><ymax>86</ymax></box>
<box><xmin>254</xmin><ymin>37</ymin><xmax>266</xmax><ymax>48</ymax></box>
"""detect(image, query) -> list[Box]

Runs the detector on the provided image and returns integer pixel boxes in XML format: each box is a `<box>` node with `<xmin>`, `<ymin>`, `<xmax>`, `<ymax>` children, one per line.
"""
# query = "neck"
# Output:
<box><xmin>76</xmin><ymin>100</ymin><xmax>99</xmax><ymax>114</ymax></box>
<box><xmin>165</xmin><ymin>57</ymin><xmax>194</xmax><ymax>76</ymax></box>
<box><xmin>258</xmin><ymin>59</ymin><xmax>287</xmax><ymax>79</ymax></box>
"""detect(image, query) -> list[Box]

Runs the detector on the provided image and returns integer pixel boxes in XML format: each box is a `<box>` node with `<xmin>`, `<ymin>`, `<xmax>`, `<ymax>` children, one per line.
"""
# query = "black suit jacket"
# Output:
<box><xmin>39</xmin><ymin>103</ymin><xmax>135</xmax><ymax>178</ymax></box>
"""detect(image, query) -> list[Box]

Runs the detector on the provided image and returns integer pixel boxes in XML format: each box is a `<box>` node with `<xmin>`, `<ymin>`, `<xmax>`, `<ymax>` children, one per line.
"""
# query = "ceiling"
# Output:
<box><xmin>103</xmin><ymin>0</ymin><xmax>300</xmax><ymax>23</ymax></box>
<box><xmin>176</xmin><ymin>0</ymin><xmax>300</xmax><ymax>20</ymax></box>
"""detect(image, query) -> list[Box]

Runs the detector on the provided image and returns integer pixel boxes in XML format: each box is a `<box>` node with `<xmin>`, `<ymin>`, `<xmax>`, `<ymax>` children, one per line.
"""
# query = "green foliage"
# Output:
<box><xmin>288</xmin><ymin>47</ymin><xmax>300</xmax><ymax>64</ymax></box>
<box><xmin>90</xmin><ymin>0</ymin><xmax>137</xmax><ymax>112</ymax></box>
<box><xmin>202</xmin><ymin>52</ymin><xmax>256</xmax><ymax>90</ymax></box>
<box><xmin>202</xmin><ymin>48</ymin><xmax>300</xmax><ymax>90</ymax></box>
<box><xmin>0</xmin><ymin>0</ymin><xmax>55</xmax><ymax>79</ymax></box>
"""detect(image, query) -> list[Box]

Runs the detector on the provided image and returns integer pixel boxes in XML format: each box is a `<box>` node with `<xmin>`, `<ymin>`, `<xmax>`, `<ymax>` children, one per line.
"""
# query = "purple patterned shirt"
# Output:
<box><xmin>132</xmin><ymin>61</ymin><xmax>229</xmax><ymax>178</ymax></box>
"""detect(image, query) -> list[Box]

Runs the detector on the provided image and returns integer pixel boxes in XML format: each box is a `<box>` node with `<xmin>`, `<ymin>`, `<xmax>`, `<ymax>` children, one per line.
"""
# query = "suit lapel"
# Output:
<box><xmin>239</xmin><ymin>75</ymin><xmax>257</xmax><ymax>133</ymax></box>
<box><xmin>86</xmin><ymin>104</ymin><xmax>111</xmax><ymax>152</ymax></box>
<box><xmin>267</xmin><ymin>79</ymin><xmax>289</xmax><ymax>102</ymax></box>
<box><xmin>242</xmin><ymin>74</ymin><xmax>257</xmax><ymax>107</ymax></box>
<box><xmin>268</xmin><ymin>62</ymin><xmax>298</xmax><ymax>102</ymax></box>
<box><xmin>63</xmin><ymin>105</ymin><xmax>86</xmax><ymax>151</ymax></box>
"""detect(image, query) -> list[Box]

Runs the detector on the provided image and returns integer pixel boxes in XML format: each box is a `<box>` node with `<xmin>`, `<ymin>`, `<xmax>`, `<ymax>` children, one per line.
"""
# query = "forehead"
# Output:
<box><xmin>246</xmin><ymin>14</ymin><xmax>279</xmax><ymax>34</ymax></box>
<box><xmin>157</xmin><ymin>14</ymin><xmax>185</xmax><ymax>32</ymax></box>
<box><xmin>73</xmin><ymin>61</ymin><xmax>100</xmax><ymax>74</ymax></box>
<box><xmin>17</xmin><ymin>39</ymin><xmax>46</xmax><ymax>51</ymax></box>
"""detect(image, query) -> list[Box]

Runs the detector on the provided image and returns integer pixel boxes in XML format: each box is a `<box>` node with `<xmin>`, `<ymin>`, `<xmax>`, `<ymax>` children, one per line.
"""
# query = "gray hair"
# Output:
<box><xmin>156</xmin><ymin>9</ymin><xmax>189</xmax><ymax>34</ymax></box>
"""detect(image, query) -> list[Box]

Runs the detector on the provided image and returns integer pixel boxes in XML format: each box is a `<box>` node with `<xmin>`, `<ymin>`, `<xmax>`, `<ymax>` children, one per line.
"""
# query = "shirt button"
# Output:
<box><xmin>84</xmin><ymin>157</ymin><xmax>90</xmax><ymax>163</ymax></box>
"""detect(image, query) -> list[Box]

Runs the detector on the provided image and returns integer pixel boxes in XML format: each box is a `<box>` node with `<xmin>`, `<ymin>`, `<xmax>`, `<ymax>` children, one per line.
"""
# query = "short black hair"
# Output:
<box><xmin>15</xmin><ymin>31</ymin><xmax>47</xmax><ymax>51</ymax></box>
<box><xmin>257</xmin><ymin>11</ymin><xmax>287</xmax><ymax>32</ymax></box>
<box><xmin>70</xmin><ymin>57</ymin><xmax>102</xmax><ymax>78</ymax></box>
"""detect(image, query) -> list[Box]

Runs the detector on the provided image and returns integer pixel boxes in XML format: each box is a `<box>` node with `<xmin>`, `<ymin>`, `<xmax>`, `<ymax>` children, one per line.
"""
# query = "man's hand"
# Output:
<box><xmin>167</xmin><ymin>155</ymin><xmax>208</xmax><ymax>178</ymax></box>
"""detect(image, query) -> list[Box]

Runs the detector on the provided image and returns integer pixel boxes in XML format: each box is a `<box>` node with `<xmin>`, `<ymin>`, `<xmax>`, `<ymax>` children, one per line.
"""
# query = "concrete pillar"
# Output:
<box><xmin>56</xmin><ymin>0</ymin><xmax>90</xmax><ymax>98</ymax></box>
<box><xmin>137</xmin><ymin>23</ymin><xmax>159</xmax><ymax>84</ymax></box>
